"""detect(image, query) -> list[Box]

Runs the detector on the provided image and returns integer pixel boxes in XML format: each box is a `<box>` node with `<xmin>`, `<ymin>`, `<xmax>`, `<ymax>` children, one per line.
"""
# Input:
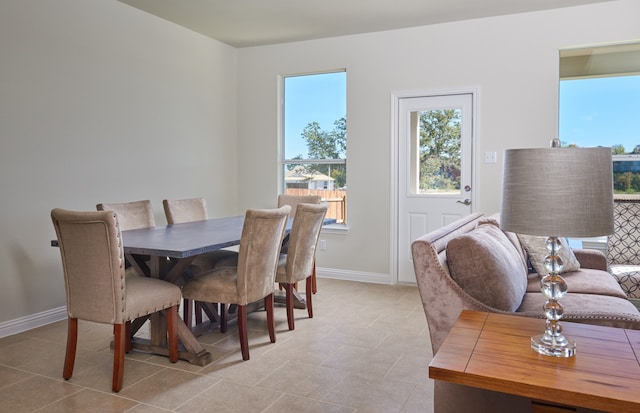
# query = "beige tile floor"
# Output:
<box><xmin>0</xmin><ymin>278</ymin><xmax>434</xmax><ymax>413</ymax></box>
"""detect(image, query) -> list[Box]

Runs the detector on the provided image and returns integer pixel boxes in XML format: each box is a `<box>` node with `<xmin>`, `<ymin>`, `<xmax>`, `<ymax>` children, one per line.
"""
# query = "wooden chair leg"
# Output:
<box><xmin>219</xmin><ymin>303</ymin><xmax>227</xmax><ymax>333</ymax></box>
<box><xmin>306</xmin><ymin>276</ymin><xmax>313</xmax><ymax>319</ymax></box>
<box><xmin>183</xmin><ymin>298</ymin><xmax>193</xmax><ymax>329</ymax></box>
<box><xmin>195</xmin><ymin>302</ymin><xmax>203</xmax><ymax>325</ymax></box>
<box><xmin>166</xmin><ymin>306</ymin><xmax>178</xmax><ymax>363</ymax></box>
<box><xmin>265</xmin><ymin>293</ymin><xmax>276</xmax><ymax>342</ymax></box>
<box><xmin>112</xmin><ymin>323</ymin><xmax>126</xmax><ymax>392</ymax></box>
<box><xmin>63</xmin><ymin>317</ymin><xmax>78</xmax><ymax>380</ymax></box>
<box><xmin>285</xmin><ymin>284</ymin><xmax>295</xmax><ymax>330</ymax></box>
<box><xmin>312</xmin><ymin>260</ymin><xmax>318</xmax><ymax>294</ymax></box>
<box><xmin>238</xmin><ymin>305</ymin><xmax>249</xmax><ymax>360</ymax></box>
<box><xmin>125</xmin><ymin>321</ymin><xmax>132</xmax><ymax>353</ymax></box>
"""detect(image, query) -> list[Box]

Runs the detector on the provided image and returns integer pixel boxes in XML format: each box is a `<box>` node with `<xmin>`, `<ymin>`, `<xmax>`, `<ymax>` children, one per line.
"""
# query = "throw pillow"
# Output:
<box><xmin>447</xmin><ymin>224</ymin><xmax>528</xmax><ymax>312</ymax></box>
<box><xmin>516</xmin><ymin>234</ymin><xmax>580</xmax><ymax>275</ymax></box>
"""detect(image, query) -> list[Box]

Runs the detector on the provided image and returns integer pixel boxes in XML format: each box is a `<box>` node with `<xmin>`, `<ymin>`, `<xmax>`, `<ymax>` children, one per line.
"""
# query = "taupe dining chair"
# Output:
<box><xmin>275</xmin><ymin>203</ymin><xmax>327</xmax><ymax>330</ymax></box>
<box><xmin>96</xmin><ymin>200</ymin><xmax>155</xmax><ymax>230</ymax></box>
<box><xmin>277</xmin><ymin>194</ymin><xmax>322</xmax><ymax>293</ymax></box>
<box><xmin>163</xmin><ymin>197</ymin><xmax>208</xmax><ymax>224</ymax></box>
<box><xmin>181</xmin><ymin>206</ymin><xmax>290</xmax><ymax>360</ymax></box>
<box><xmin>96</xmin><ymin>200</ymin><xmax>156</xmax><ymax>277</ymax></box>
<box><xmin>51</xmin><ymin>209</ymin><xmax>181</xmax><ymax>392</ymax></box>
<box><xmin>162</xmin><ymin>197</ymin><xmax>237</xmax><ymax>327</ymax></box>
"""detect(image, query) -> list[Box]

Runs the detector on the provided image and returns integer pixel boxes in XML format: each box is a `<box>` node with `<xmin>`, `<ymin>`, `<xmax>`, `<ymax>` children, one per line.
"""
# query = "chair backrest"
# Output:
<box><xmin>277</xmin><ymin>194</ymin><xmax>321</xmax><ymax>217</ymax></box>
<box><xmin>96</xmin><ymin>200</ymin><xmax>155</xmax><ymax>231</ymax></box>
<box><xmin>51</xmin><ymin>209</ymin><xmax>126</xmax><ymax>325</ymax></box>
<box><xmin>609</xmin><ymin>199</ymin><xmax>640</xmax><ymax>265</ymax></box>
<box><xmin>236</xmin><ymin>205</ymin><xmax>290</xmax><ymax>305</ymax></box>
<box><xmin>163</xmin><ymin>197</ymin><xmax>208</xmax><ymax>224</ymax></box>
<box><xmin>284</xmin><ymin>203</ymin><xmax>328</xmax><ymax>283</ymax></box>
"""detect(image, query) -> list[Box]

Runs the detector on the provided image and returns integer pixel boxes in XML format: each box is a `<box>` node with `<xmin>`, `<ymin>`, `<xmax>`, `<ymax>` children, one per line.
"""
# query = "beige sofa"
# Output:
<box><xmin>412</xmin><ymin>212</ymin><xmax>640</xmax><ymax>413</ymax></box>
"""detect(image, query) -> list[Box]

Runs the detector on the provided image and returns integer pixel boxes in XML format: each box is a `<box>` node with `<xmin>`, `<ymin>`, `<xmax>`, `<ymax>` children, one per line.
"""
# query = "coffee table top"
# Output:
<box><xmin>429</xmin><ymin>310</ymin><xmax>640</xmax><ymax>412</ymax></box>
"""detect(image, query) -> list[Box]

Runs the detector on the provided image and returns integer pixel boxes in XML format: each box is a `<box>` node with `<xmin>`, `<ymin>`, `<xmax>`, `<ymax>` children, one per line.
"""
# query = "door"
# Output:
<box><xmin>397</xmin><ymin>93</ymin><xmax>474</xmax><ymax>283</ymax></box>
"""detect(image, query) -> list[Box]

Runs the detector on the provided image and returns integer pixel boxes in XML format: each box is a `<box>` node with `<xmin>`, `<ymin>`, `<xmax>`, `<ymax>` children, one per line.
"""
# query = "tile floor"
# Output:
<box><xmin>0</xmin><ymin>278</ymin><xmax>434</xmax><ymax>413</ymax></box>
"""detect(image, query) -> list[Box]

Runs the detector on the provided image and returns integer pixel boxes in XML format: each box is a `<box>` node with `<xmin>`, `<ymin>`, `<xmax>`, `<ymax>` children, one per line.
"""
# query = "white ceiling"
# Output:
<box><xmin>118</xmin><ymin>0</ymin><xmax>612</xmax><ymax>48</ymax></box>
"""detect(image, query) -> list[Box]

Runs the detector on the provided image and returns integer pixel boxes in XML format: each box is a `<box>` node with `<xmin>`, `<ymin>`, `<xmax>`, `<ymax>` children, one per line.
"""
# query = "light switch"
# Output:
<box><xmin>484</xmin><ymin>151</ymin><xmax>497</xmax><ymax>164</ymax></box>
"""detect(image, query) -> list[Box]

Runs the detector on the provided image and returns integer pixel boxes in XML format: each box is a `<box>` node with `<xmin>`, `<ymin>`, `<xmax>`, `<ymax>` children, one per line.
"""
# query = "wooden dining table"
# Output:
<box><xmin>121</xmin><ymin>215</ymin><xmax>305</xmax><ymax>366</ymax></box>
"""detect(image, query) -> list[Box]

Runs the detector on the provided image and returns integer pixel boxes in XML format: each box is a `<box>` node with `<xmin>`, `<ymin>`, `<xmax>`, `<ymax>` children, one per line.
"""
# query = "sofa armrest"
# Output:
<box><xmin>573</xmin><ymin>248</ymin><xmax>607</xmax><ymax>271</ymax></box>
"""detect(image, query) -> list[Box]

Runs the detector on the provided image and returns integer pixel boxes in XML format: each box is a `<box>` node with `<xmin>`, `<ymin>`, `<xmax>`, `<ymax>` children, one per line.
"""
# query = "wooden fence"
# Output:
<box><xmin>285</xmin><ymin>188</ymin><xmax>347</xmax><ymax>224</ymax></box>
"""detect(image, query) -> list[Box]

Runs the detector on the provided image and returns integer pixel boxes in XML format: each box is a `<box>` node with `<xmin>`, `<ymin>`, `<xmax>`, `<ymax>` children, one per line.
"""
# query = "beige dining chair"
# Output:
<box><xmin>51</xmin><ymin>209</ymin><xmax>181</xmax><ymax>392</ymax></box>
<box><xmin>162</xmin><ymin>197</ymin><xmax>238</xmax><ymax>327</ymax></box>
<box><xmin>96</xmin><ymin>199</ymin><xmax>155</xmax><ymax>230</ymax></box>
<box><xmin>181</xmin><ymin>206</ymin><xmax>290</xmax><ymax>360</ymax></box>
<box><xmin>96</xmin><ymin>200</ymin><xmax>156</xmax><ymax>278</ymax></box>
<box><xmin>275</xmin><ymin>203</ymin><xmax>328</xmax><ymax>330</ymax></box>
<box><xmin>277</xmin><ymin>194</ymin><xmax>322</xmax><ymax>293</ymax></box>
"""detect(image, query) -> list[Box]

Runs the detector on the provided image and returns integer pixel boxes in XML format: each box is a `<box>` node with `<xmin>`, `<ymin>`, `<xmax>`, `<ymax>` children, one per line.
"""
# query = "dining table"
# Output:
<box><xmin>121</xmin><ymin>215</ymin><xmax>297</xmax><ymax>366</ymax></box>
<box><xmin>52</xmin><ymin>213</ymin><xmax>329</xmax><ymax>365</ymax></box>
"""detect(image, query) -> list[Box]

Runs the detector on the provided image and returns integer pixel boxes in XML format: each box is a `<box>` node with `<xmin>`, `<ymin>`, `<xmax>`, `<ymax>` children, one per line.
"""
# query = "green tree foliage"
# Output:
<box><xmin>612</xmin><ymin>144</ymin><xmax>626</xmax><ymax>155</ymax></box>
<box><xmin>419</xmin><ymin>109</ymin><xmax>461</xmax><ymax>192</ymax></box>
<box><xmin>299</xmin><ymin>117</ymin><xmax>347</xmax><ymax>188</ymax></box>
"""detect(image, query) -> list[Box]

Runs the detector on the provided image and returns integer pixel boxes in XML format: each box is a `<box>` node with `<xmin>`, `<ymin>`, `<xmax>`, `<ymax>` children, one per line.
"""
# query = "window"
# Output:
<box><xmin>559</xmin><ymin>43</ymin><xmax>640</xmax><ymax>195</ymax></box>
<box><xmin>282</xmin><ymin>71</ymin><xmax>347</xmax><ymax>224</ymax></box>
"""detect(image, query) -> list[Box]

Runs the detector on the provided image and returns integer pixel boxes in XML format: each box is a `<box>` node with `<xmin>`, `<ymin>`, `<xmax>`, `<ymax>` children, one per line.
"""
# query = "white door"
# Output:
<box><xmin>397</xmin><ymin>93</ymin><xmax>474</xmax><ymax>283</ymax></box>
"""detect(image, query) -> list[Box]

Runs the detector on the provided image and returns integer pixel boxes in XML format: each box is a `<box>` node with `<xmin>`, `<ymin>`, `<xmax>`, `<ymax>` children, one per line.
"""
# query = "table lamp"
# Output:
<box><xmin>501</xmin><ymin>144</ymin><xmax>613</xmax><ymax>357</ymax></box>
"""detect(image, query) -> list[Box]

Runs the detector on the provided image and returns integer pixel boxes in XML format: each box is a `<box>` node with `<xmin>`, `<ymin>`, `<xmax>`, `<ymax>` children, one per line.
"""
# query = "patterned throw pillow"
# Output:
<box><xmin>609</xmin><ymin>201</ymin><xmax>640</xmax><ymax>266</ymax></box>
<box><xmin>516</xmin><ymin>234</ymin><xmax>580</xmax><ymax>275</ymax></box>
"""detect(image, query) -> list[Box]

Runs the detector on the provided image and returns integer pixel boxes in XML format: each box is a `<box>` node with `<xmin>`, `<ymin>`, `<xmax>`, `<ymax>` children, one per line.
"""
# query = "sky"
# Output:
<box><xmin>283</xmin><ymin>72</ymin><xmax>640</xmax><ymax>157</ymax></box>
<box><xmin>284</xmin><ymin>72</ymin><xmax>346</xmax><ymax>159</ymax></box>
<box><xmin>559</xmin><ymin>75</ymin><xmax>640</xmax><ymax>152</ymax></box>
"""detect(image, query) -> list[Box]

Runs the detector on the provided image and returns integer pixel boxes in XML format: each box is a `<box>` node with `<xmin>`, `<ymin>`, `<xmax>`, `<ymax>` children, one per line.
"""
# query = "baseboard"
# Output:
<box><xmin>0</xmin><ymin>306</ymin><xmax>67</xmax><ymax>338</ymax></box>
<box><xmin>317</xmin><ymin>267</ymin><xmax>392</xmax><ymax>284</ymax></box>
<box><xmin>1</xmin><ymin>269</ymin><xmax>391</xmax><ymax>338</ymax></box>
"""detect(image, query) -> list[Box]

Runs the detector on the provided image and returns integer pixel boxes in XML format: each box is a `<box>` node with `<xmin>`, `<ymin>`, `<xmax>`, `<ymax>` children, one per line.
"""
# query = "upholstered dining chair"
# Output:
<box><xmin>162</xmin><ymin>197</ymin><xmax>238</xmax><ymax>327</ymax></box>
<box><xmin>97</xmin><ymin>200</ymin><xmax>156</xmax><ymax>277</ymax></box>
<box><xmin>51</xmin><ymin>209</ymin><xmax>181</xmax><ymax>392</ymax></box>
<box><xmin>275</xmin><ymin>203</ymin><xmax>328</xmax><ymax>330</ymax></box>
<box><xmin>96</xmin><ymin>199</ymin><xmax>155</xmax><ymax>230</ymax></box>
<box><xmin>277</xmin><ymin>194</ymin><xmax>322</xmax><ymax>293</ymax></box>
<box><xmin>181</xmin><ymin>206</ymin><xmax>290</xmax><ymax>360</ymax></box>
<box><xmin>163</xmin><ymin>197</ymin><xmax>208</xmax><ymax>224</ymax></box>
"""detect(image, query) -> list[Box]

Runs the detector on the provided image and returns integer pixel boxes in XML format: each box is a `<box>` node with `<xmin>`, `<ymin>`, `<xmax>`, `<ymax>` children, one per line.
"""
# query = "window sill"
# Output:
<box><xmin>321</xmin><ymin>223</ymin><xmax>349</xmax><ymax>234</ymax></box>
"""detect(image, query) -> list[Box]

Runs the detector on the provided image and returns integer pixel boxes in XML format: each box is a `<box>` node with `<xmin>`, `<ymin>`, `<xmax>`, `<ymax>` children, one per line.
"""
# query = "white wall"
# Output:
<box><xmin>2</xmin><ymin>0</ymin><xmax>639</xmax><ymax>328</ymax></box>
<box><xmin>0</xmin><ymin>0</ymin><xmax>238</xmax><ymax>325</ymax></box>
<box><xmin>236</xmin><ymin>0</ymin><xmax>640</xmax><ymax>280</ymax></box>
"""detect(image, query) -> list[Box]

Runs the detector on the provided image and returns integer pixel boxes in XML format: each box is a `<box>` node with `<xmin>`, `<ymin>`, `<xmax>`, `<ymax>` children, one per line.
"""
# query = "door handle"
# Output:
<box><xmin>457</xmin><ymin>199</ymin><xmax>471</xmax><ymax>206</ymax></box>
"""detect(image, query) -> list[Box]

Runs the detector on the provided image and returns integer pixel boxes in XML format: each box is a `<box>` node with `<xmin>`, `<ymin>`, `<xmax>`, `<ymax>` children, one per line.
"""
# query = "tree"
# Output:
<box><xmin>612</xmin><ymin>144</ymin><xmax>626</xmax><ymax>155</ymax></box>
<box><xmin>299</xmin><ymin>117</ymin><xmax>347</xmax><ymax>188</ymax></box>
<box><xmin>418</xmin><ymin>110</ymin><xmax>461</xmax><ymax>192</ymax></box>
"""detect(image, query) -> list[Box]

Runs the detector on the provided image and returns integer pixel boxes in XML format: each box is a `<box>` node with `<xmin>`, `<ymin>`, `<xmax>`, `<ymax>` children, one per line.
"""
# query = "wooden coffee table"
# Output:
<box><xmin>429</xmin><ymin>310</ymin><xmax>640</xmax><ymax>412</ymax></box>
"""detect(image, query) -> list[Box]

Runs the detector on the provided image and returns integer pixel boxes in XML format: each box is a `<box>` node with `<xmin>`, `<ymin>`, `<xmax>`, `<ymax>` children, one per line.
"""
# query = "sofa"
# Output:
<box><xmin>412</xmin><ymin>212</ymin><xmax>640</xmax><ymax>413</ymax></box>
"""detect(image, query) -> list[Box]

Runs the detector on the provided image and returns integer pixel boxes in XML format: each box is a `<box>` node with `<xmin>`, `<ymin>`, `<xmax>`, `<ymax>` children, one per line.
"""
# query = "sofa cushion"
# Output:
<box><xmin>517</xmin><ymin>234</ymin><xmax>580</xmax><ymax>275</ymax></box>
<box><xmin>517</xmin><ymin>292</ymin><xmax>640</xmax><ymax>329</ymax></box>
<box><xmin>477</xmin><ymin>215</ymin><xmax>528</xmax><ymax>274</ymax></box>
<box><xmin>526</xmin><ymin>268</ymin><xmax>627</xmax><ymax>299</ymax></box>
<box><xmin>447</xmin><ymin>224</ymin><xmax>528</xmax><ymax>312</ymax></box>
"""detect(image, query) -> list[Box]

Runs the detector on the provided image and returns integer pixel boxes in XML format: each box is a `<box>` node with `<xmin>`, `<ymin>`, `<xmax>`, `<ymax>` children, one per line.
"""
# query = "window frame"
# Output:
<box><xmin>279</xmin><ymin>70</ymin><xmax>348</xmax><ymax>229</ymax></box>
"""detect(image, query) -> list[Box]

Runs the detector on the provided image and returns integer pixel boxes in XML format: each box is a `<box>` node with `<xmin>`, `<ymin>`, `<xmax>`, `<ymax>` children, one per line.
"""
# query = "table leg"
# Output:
<box><xmin>128</xmin><ymin>255</ymin><xmax>213</xmax><ymax>366</ymax></box>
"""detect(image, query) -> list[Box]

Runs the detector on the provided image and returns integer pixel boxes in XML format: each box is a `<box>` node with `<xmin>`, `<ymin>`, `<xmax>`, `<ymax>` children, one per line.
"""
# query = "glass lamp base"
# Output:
<box><xmin>531</xmin><ymin>333</ymin><xmax>576</xmax><ymax>358</ymax></box>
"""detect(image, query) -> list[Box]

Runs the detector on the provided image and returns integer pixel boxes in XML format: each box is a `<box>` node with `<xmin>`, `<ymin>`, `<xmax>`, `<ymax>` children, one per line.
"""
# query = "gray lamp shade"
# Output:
<box><xmin>500</xmin><ymin>147</ymin><xmax>614</xmax><ymax>238</ymax></box>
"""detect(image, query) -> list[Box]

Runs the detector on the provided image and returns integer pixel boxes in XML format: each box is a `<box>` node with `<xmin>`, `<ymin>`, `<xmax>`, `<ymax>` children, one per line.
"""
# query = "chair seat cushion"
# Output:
<box><xmin>189</xmin><ymin>249</ymin><xmax>239</xmax><ymax>275</ymax></box>
<box><xmin>274</xmin><ymin>254</ymin><xmax>288</xmax><ymax>283</ymax></box>
<box><xmin>447</xmin><ymin>224</ymin><xmax>528</xmax><ymax>312</ymax></box>
<box><xmin>124</xmin><ymin>277</ymin><xmax>181</xmax><ymax>321</ymax></box>
<box><xmin>181</xmin><ymin>266</ymin><xmax>241</xmax><ymax>304</ymax></box>
<box><xmin>610</xmin><ymin>265</ymin><xmax>640</xmax><ymax>298</ymax></box>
